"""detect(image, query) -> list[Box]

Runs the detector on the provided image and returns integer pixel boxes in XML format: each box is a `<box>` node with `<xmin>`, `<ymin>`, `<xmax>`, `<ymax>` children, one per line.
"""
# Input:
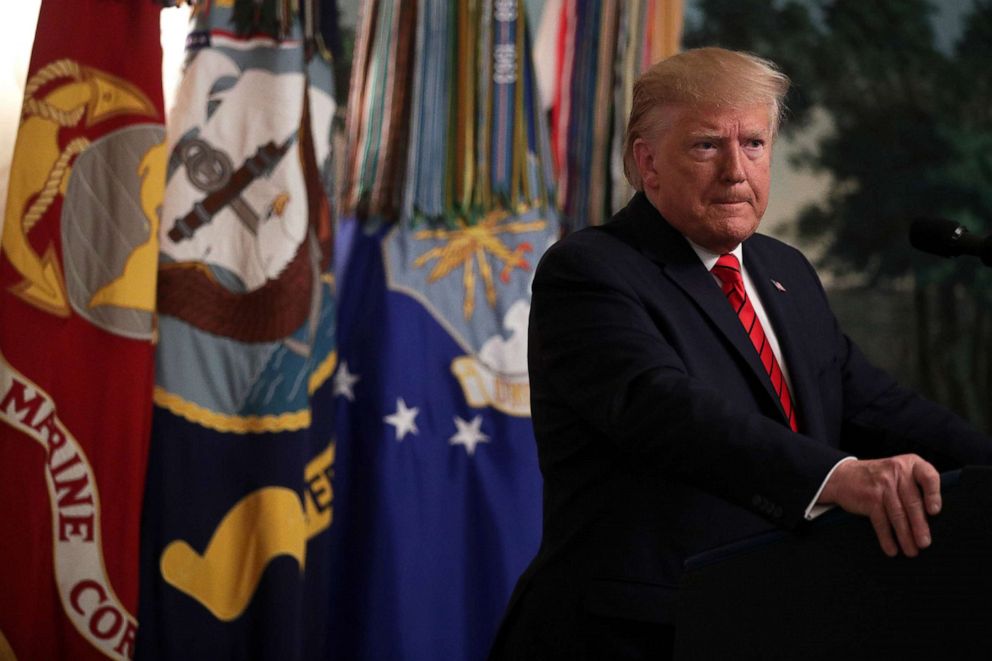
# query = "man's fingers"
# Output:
<box><xmin>883</xmin><ymin>489</ymin><xmax>918</xmax><ymax>557</ymax></box>
<box><xmin>869</xmin><ymin>510</ymin><xmax>898</xmax><ymax>558</ymax></box>
<box><xmin>824</xmin><ymin>455</ymin><xmax>943</xmax><ymax>557</ymax></box>
<box><xmin>913</xmin><ymin>460</ymin><xmax>942</xmax><ymax>515</ymax></box>
<box><xmin>902</xmin><ymin>458</ymin><xmax>939</xmax><ymax>552</ymax></box>
<box><xmin>897</xmin><ymin>473</ymin><xmax>932</xmax><ymax>550</ymax></box>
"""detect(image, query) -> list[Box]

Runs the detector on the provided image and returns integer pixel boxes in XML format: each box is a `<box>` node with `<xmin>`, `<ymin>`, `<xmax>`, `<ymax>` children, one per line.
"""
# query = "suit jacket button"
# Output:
<box><xmin>772</xmin><ymin>506</ymin><xmax>783</xmax><ymax>519</ymax></box>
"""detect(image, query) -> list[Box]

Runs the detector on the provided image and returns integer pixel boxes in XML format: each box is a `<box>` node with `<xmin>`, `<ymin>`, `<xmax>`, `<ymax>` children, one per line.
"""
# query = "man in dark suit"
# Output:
<box><xmin>489</xmin><ymin>47</ymin><xmax>992</xmax><ymax>660</ymax></box>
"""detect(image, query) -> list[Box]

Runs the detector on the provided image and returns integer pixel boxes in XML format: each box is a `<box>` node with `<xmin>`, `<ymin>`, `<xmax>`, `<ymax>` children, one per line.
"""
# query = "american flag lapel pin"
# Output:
<box><xmin>771</xmin><ymin>279</ymin><xmax>787</xmax><ymax>292</ymax></box>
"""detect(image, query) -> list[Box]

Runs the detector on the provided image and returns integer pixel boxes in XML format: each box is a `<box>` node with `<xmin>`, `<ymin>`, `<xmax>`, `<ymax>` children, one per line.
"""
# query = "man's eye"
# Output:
<box><xmin>694</xmin><ymin>141</ymin><xmax>716</xmax><ymax>150</ymax></box>
<box><xmin>745</xmin><ymin>139</ymin><xmax>765</xmax><ymax>149</ymax></box>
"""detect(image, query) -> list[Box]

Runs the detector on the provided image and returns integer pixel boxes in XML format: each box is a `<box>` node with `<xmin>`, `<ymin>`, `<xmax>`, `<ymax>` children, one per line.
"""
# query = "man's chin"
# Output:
<box><xmin>695</xmin><ymin>218</ymin><xmax>760</xmax><ymax>252</ymax></box>
<box><xmin>709</xmin><ymin>206</ymin><xmax>758</xmax><ymax>222</ymax></box>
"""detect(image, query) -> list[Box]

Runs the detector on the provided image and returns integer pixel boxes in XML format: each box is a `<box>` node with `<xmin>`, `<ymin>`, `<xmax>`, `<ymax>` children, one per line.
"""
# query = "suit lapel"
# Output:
<box><xmin>623</xmin><ymin>194</ymin><xmax>788</xmax><ymax>423</ymax></box>
<box><xmin>744</xmin><ymin>245</ymin><xmax>825</xmax><ymax>438</ymax></box>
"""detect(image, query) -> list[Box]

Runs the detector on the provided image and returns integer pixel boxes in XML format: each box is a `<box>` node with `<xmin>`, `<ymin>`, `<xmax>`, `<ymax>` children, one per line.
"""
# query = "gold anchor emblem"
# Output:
<box><xmin>2</xmin><ymin>59</ymin><xmax>158</xmax><ymax>316</ymax></box>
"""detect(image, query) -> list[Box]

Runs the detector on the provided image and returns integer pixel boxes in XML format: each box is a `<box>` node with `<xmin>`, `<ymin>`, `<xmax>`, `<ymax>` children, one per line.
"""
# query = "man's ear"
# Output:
<box><xmin>633</xmin><ymin>138</ymin><xmax>658</xmax><ymax>190</ymax></box>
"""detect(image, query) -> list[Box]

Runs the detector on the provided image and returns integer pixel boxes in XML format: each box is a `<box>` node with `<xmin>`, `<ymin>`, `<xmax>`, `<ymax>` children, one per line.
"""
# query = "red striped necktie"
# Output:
<box><xmin>712</xmin><ymin>254</ymin><xmax>799</xmax><ymax>432</ymax></box>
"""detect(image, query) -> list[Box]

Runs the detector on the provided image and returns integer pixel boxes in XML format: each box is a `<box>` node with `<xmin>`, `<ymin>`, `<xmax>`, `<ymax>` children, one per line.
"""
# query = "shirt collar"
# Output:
<box><xmin>685</xmin><ymin>238</ymin><xmax>743</xmax><ymax>272</ymax></box>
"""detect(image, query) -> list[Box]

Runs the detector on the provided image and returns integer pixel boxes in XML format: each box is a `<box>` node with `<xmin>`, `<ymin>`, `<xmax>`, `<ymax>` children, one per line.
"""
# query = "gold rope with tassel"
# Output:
<box><xmin>510</xmin><ymin>4</ymin><xmax>527</xmax><ymax>213</ymax></box>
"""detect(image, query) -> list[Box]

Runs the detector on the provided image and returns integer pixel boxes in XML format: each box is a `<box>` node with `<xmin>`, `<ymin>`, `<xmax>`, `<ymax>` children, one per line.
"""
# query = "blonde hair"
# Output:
<box><xmin>623</xmin><ymin>48</ymin><xmax>791</xmax><ymax>190</ymax></box>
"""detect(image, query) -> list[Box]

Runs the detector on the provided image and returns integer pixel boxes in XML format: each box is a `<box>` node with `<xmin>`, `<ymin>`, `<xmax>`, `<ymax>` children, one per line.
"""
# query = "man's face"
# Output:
<box><xmin>635</xmin><ymin>103</ymin><xmax>773</xmax><ymax>254</ymax></box>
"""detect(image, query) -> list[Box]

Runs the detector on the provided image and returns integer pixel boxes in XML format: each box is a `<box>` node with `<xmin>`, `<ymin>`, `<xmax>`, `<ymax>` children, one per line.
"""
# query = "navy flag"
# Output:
<box><xmin>137</xmin><ymin>3</ymin><xmax>339</xmax><ymax>658</ymax></box>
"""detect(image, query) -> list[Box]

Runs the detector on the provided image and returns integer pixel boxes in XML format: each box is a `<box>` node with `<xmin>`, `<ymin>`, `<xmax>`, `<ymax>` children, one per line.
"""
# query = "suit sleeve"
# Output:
<box><xmin>529</xmin><ymin>238</ymin><xmax>850</xmax><ymax>529</ymax></box>
<box><xmin>799</xmin><ymin>258</ymin><xmax>992</xmax><ymax>470</ymax></box>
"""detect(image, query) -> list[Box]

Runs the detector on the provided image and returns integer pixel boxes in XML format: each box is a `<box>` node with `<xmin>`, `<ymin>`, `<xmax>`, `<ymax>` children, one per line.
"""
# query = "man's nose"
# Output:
<box><xmin>720</xmin><ymin>147</ymin><xmax>746</xmax><ymax>184</ymax></box>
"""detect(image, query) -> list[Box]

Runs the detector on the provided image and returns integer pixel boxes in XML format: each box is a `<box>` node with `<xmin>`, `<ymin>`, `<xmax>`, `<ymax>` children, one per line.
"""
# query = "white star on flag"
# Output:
<box><xmin>333</xmin><ymin>360</ymin><xmax>360</xmax><ymax>401</ymax></box>
<box><xmin>384</xmin><ymin>398</ymin><xmax>420</xmax><ymax>441</ymax></box>
<box><xmin>449</xmin><ymin>415</ymin><xmax>490</xmax><ymax>456</ymax></box>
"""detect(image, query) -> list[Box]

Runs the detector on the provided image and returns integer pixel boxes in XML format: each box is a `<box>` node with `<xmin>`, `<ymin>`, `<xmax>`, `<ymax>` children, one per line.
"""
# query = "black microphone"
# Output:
<box><xmin>909</xmin><ymin>218</ymin><xmax>992</xmax><ymax>267</ymax></box>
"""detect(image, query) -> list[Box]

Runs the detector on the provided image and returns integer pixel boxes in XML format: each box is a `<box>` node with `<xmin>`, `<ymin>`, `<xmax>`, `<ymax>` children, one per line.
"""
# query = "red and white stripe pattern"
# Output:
<box><xmin>712</xmin><ymin>254</ymin><xmax>799</xmax><ymax>432</ymax></box>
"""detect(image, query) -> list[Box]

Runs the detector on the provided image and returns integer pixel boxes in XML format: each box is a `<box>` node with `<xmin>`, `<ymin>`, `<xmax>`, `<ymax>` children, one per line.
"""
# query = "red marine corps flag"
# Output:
<box><xmin>0</xmin><ymin>1</ymin><xmax>164</xmax><ymax>659</ymax></box>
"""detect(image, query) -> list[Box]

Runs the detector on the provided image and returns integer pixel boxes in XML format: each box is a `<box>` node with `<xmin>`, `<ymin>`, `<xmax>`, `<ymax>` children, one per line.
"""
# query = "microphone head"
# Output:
<box><xmin>909</xmin><ymin>217</ymin><xmax>971</xmax><ymax>257</ymax></box>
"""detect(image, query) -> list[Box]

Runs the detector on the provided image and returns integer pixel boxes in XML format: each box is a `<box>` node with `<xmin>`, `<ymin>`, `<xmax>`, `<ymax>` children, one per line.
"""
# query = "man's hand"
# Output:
<box><xmin>818</xmin><ymin>455</ymin><xmax>942</xmax><ymax>558</ymax></box>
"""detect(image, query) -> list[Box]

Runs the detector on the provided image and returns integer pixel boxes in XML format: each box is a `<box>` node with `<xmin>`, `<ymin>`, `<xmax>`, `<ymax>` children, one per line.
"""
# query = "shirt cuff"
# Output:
<box><xmin>804</xmin><ymin>456</ymin><xmax>857</xmax><ymax>521</ymax></box>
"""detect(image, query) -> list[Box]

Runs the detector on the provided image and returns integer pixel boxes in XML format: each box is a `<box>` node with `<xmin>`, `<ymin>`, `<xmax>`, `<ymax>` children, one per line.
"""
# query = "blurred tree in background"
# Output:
<box><xmin>685</xmin><ymin>0</ymin><xmax>992</xmax><ymax>432</ymax></box>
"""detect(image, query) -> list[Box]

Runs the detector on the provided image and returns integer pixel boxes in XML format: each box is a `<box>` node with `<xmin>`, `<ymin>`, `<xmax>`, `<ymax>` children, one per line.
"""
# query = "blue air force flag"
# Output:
<box><xmin>328</xmin><ymin>0</ymin><xmax>557</xmax><ymax>658</ymax></box>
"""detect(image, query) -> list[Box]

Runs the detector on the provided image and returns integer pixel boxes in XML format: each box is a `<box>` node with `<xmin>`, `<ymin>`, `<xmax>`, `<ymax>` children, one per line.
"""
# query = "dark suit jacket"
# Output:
<box><xmin>490</xmin><ymin>193</ymin><xmax>992</xmax><ymax>659</ymax></box>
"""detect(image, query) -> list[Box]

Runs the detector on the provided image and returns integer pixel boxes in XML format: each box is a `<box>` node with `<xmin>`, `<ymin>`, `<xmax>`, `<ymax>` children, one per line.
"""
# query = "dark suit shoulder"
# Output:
<box><xmin>537</xmin><ymin>194</ymin><xmax>681</xmax><ymax>273</ymax></box>
<box><xmin>536</xmin><ymin>222</ymin><xmax>647</xmax><ymax>280</ymax></box>
<box><xmin>746</xmin><ymin>232</ymin><xmax>806</xmax><ymax>260</ymax></box>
